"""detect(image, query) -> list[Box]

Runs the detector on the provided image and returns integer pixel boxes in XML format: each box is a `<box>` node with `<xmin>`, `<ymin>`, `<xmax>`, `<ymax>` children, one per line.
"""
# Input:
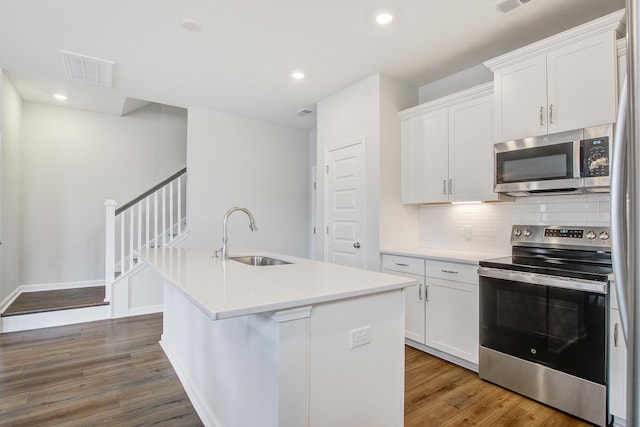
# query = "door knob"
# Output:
<box><xmin>353</xmin><ymin>242</ymin><xmax>361</xmax><ymax>249</ymax></box>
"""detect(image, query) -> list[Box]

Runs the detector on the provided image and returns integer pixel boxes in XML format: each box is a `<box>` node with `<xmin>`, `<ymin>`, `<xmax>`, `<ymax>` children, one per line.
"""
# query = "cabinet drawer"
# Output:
<box><xmin>382</xmin><ymin>255</ymin><xmax>425</xmax><ymax>276</ymax></box>
<box><xmin>426</xmin><ymin>259</ymin><xmax>478</xmax><ymax>285</ymax></box>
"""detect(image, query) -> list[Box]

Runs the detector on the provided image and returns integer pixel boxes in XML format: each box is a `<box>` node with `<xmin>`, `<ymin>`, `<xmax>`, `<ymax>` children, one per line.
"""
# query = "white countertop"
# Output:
<box><xmin>138</xmin><ymin>247</ymin><xmax>416</xmax><ymax>320</ymax></box>
<box><xmin>380</xmin><ymin>247</ymin><xmax>505</xmax><ymax>264</ymax></box>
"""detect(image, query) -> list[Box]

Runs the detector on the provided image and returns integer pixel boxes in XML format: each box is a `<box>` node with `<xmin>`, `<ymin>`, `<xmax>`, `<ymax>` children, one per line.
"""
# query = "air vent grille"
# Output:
<box><xmin>296</xmin><ymin>108</ymin><xmax>314</xmax><ymax>117</ymax></box>
<box><xmin>61</xmin><ymin>50</ymin><xmax>115</xmax><ymax>88</ymax></box>
<box><xmin>496</xmin><ymin>0</ymin><xmax>533</xmax><ymax>14</ymax></box>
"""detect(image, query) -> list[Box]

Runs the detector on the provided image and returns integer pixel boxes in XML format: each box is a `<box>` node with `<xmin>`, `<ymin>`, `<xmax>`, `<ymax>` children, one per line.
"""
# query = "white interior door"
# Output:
<box><xmin>325</xmin><ymin>140</ymin><xmax>366</xmax><ymax>269</ymax></box>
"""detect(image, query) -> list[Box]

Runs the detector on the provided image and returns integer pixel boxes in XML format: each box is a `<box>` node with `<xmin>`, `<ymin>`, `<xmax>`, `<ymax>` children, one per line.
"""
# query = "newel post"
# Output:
<box><xmin>104</xmin><ymin>199</ymin><xmax>118</xmax><ymax>306</ymax></box>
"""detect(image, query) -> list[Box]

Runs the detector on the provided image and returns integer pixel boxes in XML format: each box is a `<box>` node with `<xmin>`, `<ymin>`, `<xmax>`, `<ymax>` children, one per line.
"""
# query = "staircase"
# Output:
<box><xmin>105</xmin><ymin>168</ymin><xmax>188</xmax><ymax>317</ymax></box>
<box><xmin>0</xmin><ymin>169</ymin><xmax>188</xmax><ymax>332</ymax></box>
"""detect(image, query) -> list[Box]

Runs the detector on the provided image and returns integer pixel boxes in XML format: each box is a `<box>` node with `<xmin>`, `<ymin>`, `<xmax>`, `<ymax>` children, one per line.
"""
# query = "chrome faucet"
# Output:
<box><xmin>217</xmin><ymin>207</ymin><xmax>258</xmax><ymax>260</ymax></box>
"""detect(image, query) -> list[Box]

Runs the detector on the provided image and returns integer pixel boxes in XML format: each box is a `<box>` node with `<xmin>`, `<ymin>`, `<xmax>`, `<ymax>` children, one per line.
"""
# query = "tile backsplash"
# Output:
<box><xmin>418</xmin><ymin>193</ymin><xmax>611</xmax><ymax>256</ymax></box>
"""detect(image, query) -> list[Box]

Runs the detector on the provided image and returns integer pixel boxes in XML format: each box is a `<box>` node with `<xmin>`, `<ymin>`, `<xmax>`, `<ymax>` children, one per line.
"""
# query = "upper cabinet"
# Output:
<box><xmin>400</xmin><ymin>83</ymin><xmax>495</xmax><ymax>204</ymax></box>
<box><xmin>485</xmin><ymin>10</ymin><xmax>623</xmax><ymax>142</ymax></box>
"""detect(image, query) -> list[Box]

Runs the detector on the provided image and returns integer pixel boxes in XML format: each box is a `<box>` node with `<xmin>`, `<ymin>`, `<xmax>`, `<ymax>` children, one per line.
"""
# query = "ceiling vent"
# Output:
<box><xmin>296</xmin><ymin>108</ymin><xmax>314</xmax><ymax>117</ymax></box>
<box><xmin>495</xmin><ymin>0</ymin><xmax>532</xmax><ymax>14</ymax></box>
<box><xmin>61</xmin><ymin>50</ymin><xmax>115</xmax><ymax>88</ymax></box>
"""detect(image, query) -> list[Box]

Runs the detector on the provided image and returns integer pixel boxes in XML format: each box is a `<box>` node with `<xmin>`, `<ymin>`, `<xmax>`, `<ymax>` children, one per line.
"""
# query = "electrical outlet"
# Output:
<box><xmin>350</xmin><ymin>326</ymin><xmax>371</xmax><ymax>348</ymax></box>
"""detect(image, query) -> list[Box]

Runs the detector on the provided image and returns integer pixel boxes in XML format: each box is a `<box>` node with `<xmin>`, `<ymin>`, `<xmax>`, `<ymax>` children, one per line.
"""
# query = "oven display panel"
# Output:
<box><xmin>544</xmin><ymin>228</ymin><xmax>583</xmax><ymax>238</ymax></box>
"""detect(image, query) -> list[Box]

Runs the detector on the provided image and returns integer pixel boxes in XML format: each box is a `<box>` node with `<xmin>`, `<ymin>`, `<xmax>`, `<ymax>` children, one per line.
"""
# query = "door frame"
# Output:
<box><xmin>323</xmin><ymin>137</ymin><xmax>366</xmax><ymax>268</ymax></box>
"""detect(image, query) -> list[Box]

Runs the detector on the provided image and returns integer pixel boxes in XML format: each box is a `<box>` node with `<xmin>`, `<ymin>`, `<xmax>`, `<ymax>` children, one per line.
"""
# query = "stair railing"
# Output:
<box><xmin>104</xmin><ymin>168</ymin><xmax>187</xmax><ymax>303</ymax></box>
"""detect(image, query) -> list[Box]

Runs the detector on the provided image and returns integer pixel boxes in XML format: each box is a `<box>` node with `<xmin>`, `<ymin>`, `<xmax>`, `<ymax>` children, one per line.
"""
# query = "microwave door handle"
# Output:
<box><xmin>612</xmin><ymin>74</ymin><xmax>629</xmax><ymax>342</ymax></box>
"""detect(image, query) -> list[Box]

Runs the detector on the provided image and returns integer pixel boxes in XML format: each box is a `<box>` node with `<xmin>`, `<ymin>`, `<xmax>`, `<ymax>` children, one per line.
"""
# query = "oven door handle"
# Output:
<box><xmin>477</xmin><ymin>267</ymin><xmax>608</xmax><ymax>294</ymax></box>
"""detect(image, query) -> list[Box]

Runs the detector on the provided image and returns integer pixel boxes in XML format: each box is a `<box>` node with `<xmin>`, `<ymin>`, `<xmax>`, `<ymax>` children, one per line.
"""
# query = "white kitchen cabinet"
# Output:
<box><xmin>400</xmin><ymin>83</ymin><xmax>494</xmax><ymax>204</ymax></box>
<box><xmin>382</xmin><ymin>254</ymin><xmax>479</xmax><ymax>367</ymax></box>
<box><xmin>486</xmin><ymin>14</ymin><xmax>621</xmax><ymax>142</ymax></box>
<box><xmin>382</xmin><ymin>255</ymin><xmax>425</xmax><ymax>344</ymax></box>
<box><xmin>424</xmin><ymin>260</ymin><xmax>479</xmax><ymax>364</ymax></box>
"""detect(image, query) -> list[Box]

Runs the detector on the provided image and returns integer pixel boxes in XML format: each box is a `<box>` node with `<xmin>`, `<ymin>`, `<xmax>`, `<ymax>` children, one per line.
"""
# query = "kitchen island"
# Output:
<box><xmin>138</xmin><ymin>247</ymin><xmax>415</xmax><ymax>427</ymax></box>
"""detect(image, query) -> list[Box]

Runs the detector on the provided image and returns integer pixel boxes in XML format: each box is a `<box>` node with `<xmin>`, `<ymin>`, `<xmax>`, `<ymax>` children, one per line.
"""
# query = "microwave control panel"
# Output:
<box><xmin>581</xmin><ymin>137</ymin><xmax>609</xmax><ymax>178</ymax></box>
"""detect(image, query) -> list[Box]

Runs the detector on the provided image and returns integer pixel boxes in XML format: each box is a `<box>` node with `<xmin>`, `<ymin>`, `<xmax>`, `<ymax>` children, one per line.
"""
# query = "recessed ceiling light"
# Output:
<box><xmin>376</xmin><ymin>13</ymin><xmax>393</xmax><ymax>25</ymax></box>
<box><xmin>53</xmin><ymin>93</ymin><xmax>68</xmax><ymax>101</ymax></box>
<box><xmin>291</xmin><ymin>71</ymin><xmax>305</xmax><ymax>80</ymax></box>
<box><xmin>181</xmin><ymin>18</ymin><xmax>201</xmax><ymax>32</ymax></box>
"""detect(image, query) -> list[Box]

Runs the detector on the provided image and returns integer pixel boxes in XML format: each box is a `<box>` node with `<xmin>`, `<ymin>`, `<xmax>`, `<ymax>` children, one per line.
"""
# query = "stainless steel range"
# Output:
<box><xmin>478</xmin><ymin>225</ymin><xmax>612</xmax><ymax>426</ymax></box>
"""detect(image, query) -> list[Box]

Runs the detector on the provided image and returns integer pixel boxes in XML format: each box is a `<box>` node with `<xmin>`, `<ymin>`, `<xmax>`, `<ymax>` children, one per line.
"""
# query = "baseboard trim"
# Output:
<box><xmin>1</xmin><ymin>304</ymin><xmax>110</xmax><ymax>333</ymax></box>
<box><xmin>160</xmin><ymin>338</ymin><xmax>222</xmax><ymax>427</ymax></box>
<box><xmin>128</xmin><ymin>305</ymin><xmax>164</xmax><ymax>317</ymax></box>
<box><xmin>405</xmin><ymin>339</ymin><xmax>479</xmax><ymax>372</ymax></box>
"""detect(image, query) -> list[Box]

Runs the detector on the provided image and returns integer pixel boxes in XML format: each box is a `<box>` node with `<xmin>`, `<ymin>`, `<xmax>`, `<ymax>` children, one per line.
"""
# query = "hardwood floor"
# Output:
<box><xmin>404</xmin><ymin>346</ymin><xmax>591</xmax><ymax>426</ymax></box>
<box><xmin>0</xmin><ymin>313</ymin><xmax>592</xmax><ymax>426</ymax></box>
<box><xmin>1</xmin><ymin>287</ymin><xmax>108</xmax><ymax>317</ymax></box>
<box><xmin>0</xmin><ymin>313</ymin><xmax>202</xmax><ymax>426</ymax></box>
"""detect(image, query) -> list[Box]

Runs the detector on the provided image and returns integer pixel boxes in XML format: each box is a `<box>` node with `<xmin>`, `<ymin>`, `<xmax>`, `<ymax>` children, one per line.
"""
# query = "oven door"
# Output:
<box><xmin>478</xmin><ymin>267</ymin><xmax>607</xmax><ymax>385</ymax></box>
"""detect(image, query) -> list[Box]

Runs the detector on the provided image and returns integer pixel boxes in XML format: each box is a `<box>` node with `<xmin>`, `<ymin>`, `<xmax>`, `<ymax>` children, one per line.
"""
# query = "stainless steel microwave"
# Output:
<box><xmin>494</xmin><ymin>124</ymin><xmax>612</xmax><ymax>197</ymax></box>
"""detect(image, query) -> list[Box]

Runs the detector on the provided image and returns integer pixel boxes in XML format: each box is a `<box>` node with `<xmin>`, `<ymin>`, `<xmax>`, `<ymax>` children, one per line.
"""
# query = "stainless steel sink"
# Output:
<box><xmin>230</xmin><ymin>255</ymin><xmax>292</xmax><ymax>266</ymax></box>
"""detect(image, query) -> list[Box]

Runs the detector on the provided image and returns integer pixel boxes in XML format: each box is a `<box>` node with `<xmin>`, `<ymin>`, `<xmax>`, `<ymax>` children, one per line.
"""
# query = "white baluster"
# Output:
<box><xmin>162</xmin><ymin>186</ymin><xmax>167</xmax><ymax>246</ymax></box>
<box><xmin>177</xmin><ymin>176</ymin><xmax>183</xmax><ymax>235</ymax></box>
<box><xmin>154</xmin><ymin>192</ymin><xmax>159</xmax><ymax>248</ymax></box>
<box><xmin>129</xmin><ymin>207</ymin><xmax>134</xmax><ymax>270</ymax></box>
<box><xmin>169</xmin><ymin>181</ymin><xmax>174</xmax><ymax>243</ymax></box>
<box><xmin>137</xmin><ymin>201</ymin><xmax>142</xmax><ymax>254</ymax></box>
<box><xmin>146</xmin><ymin>197</ymin><xmax>150</xmax><ymax>248</ymax></box>
<box><xmin>120</xmin><ymin>214</ymin><xmax>125</xmax><ymax>276</ymax></box>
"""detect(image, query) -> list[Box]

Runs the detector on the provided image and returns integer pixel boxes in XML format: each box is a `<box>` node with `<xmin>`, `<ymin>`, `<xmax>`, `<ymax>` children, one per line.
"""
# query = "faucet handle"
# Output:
<box><xmin>214</xmin><ymin>248</ymin><xmax>222</xmax><ymax>259</ymax></box>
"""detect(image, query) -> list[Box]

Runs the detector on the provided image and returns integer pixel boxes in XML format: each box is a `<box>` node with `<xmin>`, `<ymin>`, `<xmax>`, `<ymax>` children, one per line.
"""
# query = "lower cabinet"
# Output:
<box><xmin>382</xmin><ymin>254</ymin><xmax>426</xmax><ymax>344</ymax></box>
<box><xmin>382</xmin><ymin>254</ymin><xmax>479</xmax><ymax>366</ymax></box>
<box><xmin>425</xmin><ymin>260</ymin><xmax>479</xmax><ymax>365</ymax></box>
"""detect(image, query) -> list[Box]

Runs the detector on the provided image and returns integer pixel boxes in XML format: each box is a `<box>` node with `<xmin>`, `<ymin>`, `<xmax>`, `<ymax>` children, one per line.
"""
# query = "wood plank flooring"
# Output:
<box><xmin>0</xmin><ymin>313</ymin><xmax>592</xmax><ymax>426</ymax></box>
<box><xmin>404</xmin><ymin>346</ymin><xmax>591</xmax><ymax>426</ymax></box>
<box><xmin>1</xmin><ymin>287</ymin><xmax>108</xmax><ymax>317</ymax></box>
<box><xmin>0</xmin><ymin>313</ymin><xmax>202</xmax><ymax>426</ymax></box>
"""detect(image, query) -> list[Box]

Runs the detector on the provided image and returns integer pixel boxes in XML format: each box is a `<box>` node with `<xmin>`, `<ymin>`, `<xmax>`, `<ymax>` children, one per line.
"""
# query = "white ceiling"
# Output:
<box><xmin>0</xmin><ymin>0</ymin><xmax>626</xmax><ymax>129</ymax></box>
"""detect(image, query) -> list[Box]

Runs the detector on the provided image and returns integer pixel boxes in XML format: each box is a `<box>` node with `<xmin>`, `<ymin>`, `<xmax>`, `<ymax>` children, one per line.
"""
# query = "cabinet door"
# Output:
<box><xmin>448</xmin><ymin>95</ymin><xmax>494</xmax><ymax>202</ymax></box>
<box><xmin>382</xmin><ymin>267</ymin><xmax>425</xmax><ymax>344</ymax></box>
<box><xmin>493</xmin><ymin>54</ymin><xmax>548</xmax><ymax>141</ymax></box>
<box><xmin>547</xmin><ymin>32</ymin><xmax>617</xmax><ymax>134</ymax></box>
<box><xmin>609</xmin><ymin>307</ymin><xmax>627</xmax><ymax>420</ymax></box>
<box><xmin>401</xmin><ymin>109</ymin><xmax>449</xmax><ymax>203</ymax></box>
<box><xmin>424</xmin><ymin>277</ymin><xmax>478</xmax><ymax>363</ymax></box>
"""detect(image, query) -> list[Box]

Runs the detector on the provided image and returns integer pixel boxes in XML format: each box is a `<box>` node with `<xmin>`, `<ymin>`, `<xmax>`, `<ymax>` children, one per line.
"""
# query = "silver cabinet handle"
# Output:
<box><xmin>418</xmin><ymin>283</ymin><xmax>423</xmax><ymax>300</ymax></box>
<box><xmin>448</xmin><ymin>179</ymin><xmax>452</xmax><ymax>195</ymax></box>
<box><xmin>614</xmin><ymin>322</ymin><xmax>619</xmax><ymax>347</ymax></box>
<box><xmin>425</xmin><ymin>285</ymin><xmax>429</xmax><ymax>301</ymax></box>
<box><xmin>539</xmin><ymin>106</ymin><xmax>544</xmax><ymax>126</ymax></box>
<box><xmin>353</xmin><ymin>242</ymin><xmax>361</xmax><ymax>249</ymax></box>
<box><xmin>442</xmin><ymin>179</ymin><xmax>447</xmax><ymax>195</ymax></box>
<box><xmin>441</xmin><ymin>269</ymin><xmax>459</xmax><ymax>274</ymax></box>
<box><xmin>549</xmin><ymin>104</ymin><xmax>554</xmax><ymax>124</ymax></box>
<box><xmin>395</xmin><ymin>262</ymin><xmax>409</xmax><ymax>267</ymax></box>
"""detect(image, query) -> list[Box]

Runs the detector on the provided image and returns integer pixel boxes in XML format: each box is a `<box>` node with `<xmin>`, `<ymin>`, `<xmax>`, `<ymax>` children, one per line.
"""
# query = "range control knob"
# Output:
<box><xmin>586</xmin><ymin>231</ymin><xmax>597</xmax><ymax>240</ymax></box>
<box><xmin>599</xmin><ymin>231</ymin><xmax>610</xmax><ymax>240</ymax></box>
<box><xmin>513</xmin><ymin>228</ymin><xmax>522</xmax><ymax>237</ymax></box>
<box><xmin>523</xmin><ymin>229</ymin><xmax>532</xmax><ymax>237</ymax></box>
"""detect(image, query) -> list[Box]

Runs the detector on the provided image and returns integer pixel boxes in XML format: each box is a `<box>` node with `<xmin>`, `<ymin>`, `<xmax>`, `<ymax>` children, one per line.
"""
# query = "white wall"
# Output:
<box><xmin>419</xmin><ymin>193</ymin><xmax>611</xmax><ymax>256</ymax></box>
<box><xmin>185</xmin><ymin>107</ymin><xmax>310</xmax><ymax>257</ymax></box>
<box><xmin>379</xmin><ymin>74</ymin><xmax>419</xmax><ymax>250</ymax></box>
<box><xmin>0</xmin><ymin>71</ymin><xmax>23</xmax><ymax>302</ymax></box>
<box><xmin>317</xmin><ymin>75</ymin><xmax>380</xmax><ymax>270</ymax></box>
<box><xmin>20</xmin><ymin>102</ymin><xmax>187</xmax><ymax>286</ymax></box>
<box><xmin>419</xmin><ymin>64</ymin><xmax>493</xmax><ymax>104</ymax></box>
<box><xmin>317</xmin><ymin>73</ymin><xmax>418</xmax><ymax>271</ymax></box>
